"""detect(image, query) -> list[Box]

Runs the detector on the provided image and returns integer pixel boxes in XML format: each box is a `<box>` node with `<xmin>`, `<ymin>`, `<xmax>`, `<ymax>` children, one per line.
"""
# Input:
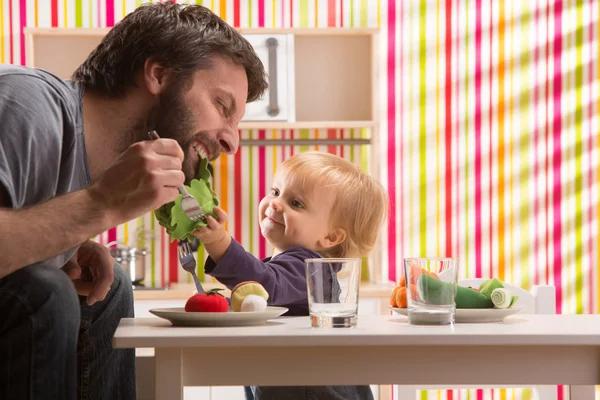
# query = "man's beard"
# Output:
<box><xmin>118</xmin><ymin>83</ymin><xmax>210</xmax><ymax>183</ymax></box>
<box><xmin>151</xmin><ymin>84</ymin><xmax>198</xmax><ymax>182</ymax></box>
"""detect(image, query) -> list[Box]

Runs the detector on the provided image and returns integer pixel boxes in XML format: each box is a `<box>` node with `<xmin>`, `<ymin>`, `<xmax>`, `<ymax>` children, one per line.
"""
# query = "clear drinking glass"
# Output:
<box><xmin>403</xmin><ymin>257</ymin><xmax>459</xmax><ymax>325</ymax></box>
<box><xmin>305</xmin><ymin>258</ymin><xmax>361</xmax><ymax>328</ymax></box>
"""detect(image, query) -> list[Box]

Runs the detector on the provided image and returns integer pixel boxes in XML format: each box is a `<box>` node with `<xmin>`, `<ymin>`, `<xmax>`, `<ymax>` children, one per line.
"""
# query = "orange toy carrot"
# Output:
<box><xmin>390</xmin><ymin>286</ymin><xmax>401</xmax><ymax>307</ymax></box>
<box><xmin>398</xmin><ymin>275</ymin><xmax>406</xmax><ymax>287</ymax></box>
<box><xmin>395</xmin><ymin>286</ymin><xmax>408</xmax><ymax>308</ymax></box>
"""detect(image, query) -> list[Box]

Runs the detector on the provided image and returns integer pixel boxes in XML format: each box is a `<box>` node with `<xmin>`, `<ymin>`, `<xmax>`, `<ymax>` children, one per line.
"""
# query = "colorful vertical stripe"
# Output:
<box><xmin>596</xmin><ymin>0</ymin><xmax>600</xmax><ymax>317</ymax></box>
<box><xmin>444</xmin><ymin>0</ymin><xmax>453</xmax><ymax>259</ymax></box>
<box><xmin>474</xmin><ymin>0</ymin><xmax>483</xmax><ymax>280</ymax></box>
<box><xmin>551</xmin><ymin>0</ymin><xmax>563</xmax><ymax>313</ymax></box>
<box><xmin>386</xmin><ymin>0</ymin><xmax>396</xmax><ymax>282</ymax></box>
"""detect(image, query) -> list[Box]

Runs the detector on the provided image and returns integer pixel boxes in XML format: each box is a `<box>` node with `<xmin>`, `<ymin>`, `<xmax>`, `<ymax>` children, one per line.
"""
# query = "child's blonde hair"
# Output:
<box><xmin>278</xmin><ymin>151</ymin><xmax>388</xmax><ymax>258</ymax></box>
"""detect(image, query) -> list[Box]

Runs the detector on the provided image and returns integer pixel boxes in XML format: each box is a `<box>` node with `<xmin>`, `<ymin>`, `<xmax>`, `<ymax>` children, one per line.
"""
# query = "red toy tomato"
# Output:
<box><xmin>185</xmin><ymin>289</ymin><xmax>229</xmax><ymax>313</ymax></box>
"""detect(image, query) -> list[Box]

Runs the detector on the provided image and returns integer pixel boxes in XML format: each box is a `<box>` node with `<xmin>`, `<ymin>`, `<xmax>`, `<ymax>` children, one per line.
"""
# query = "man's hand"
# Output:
<box><xmin>88</xmin><ymin>138</ymin><xmax>186</xmax><ymax>226</ymax></box>
<box><xmin>62</xmin><ymin>240</ymin><xmax>115</xmax><ymax>306</ymax></box>
<box><xmin>193</xmin><ymin>207</ymin><xmax>232</xmax><ymax>263</ymax></box>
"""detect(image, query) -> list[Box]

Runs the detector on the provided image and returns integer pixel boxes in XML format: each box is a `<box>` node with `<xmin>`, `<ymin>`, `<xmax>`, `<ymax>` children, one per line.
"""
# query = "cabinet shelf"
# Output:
<box><xmin>238</xmin><ymin>120</ymin><xmax>375</xmax><ymax>130</ymax></box>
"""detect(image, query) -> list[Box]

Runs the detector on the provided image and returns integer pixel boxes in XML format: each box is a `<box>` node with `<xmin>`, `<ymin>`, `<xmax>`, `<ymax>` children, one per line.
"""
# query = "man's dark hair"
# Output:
<box><xmin>72</xmin><ymin>2</ymin><xmax>268</xmax><ymax>102</ymax></box>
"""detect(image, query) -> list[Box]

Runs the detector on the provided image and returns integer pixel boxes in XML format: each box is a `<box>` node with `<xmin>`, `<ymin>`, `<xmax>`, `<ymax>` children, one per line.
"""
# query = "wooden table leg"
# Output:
<box><xmin>567</xmin><ymin>385</ymin><xmax>595</xmax><ymax>400</ymax></box>
<box><xmin>155</xmin><ymin>348</ymin><xmax>183</xmax><ymax>400</ymax></box>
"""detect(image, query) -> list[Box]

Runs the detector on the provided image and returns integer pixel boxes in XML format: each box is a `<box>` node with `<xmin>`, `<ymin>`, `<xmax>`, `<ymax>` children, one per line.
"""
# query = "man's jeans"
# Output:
<box><xmin>0</xmin><ymin>262</ymin><xmax>136</xmax><ymax>400</ymax></box>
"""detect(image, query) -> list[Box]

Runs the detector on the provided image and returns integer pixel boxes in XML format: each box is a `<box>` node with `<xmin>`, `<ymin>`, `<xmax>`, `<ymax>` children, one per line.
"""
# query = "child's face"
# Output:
<box><xmin>258</xmin><ymin>171</ymin><xmax>337</xmax><ymax>253</ymax></box>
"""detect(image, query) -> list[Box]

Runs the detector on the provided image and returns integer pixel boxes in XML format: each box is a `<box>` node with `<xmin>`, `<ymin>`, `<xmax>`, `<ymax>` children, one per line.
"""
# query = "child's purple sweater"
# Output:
<box><xmin>204</xmin><ymin>238</ymin><xmax>329</xmax><ymax>316</ymax></box>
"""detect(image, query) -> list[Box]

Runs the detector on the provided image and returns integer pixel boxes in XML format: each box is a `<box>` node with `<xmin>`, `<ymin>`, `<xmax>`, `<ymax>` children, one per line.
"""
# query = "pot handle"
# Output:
<box><xmin>105</xmin><ymin>241</ymin><xmax>127</xmax><ymax>249</ymax></box>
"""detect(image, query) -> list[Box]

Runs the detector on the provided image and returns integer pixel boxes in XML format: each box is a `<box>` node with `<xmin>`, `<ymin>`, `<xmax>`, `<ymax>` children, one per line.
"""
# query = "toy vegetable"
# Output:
<box><xmin>185</xmin><ymin>288</ymin><xmax>229</xmax><ymax>313</ymax></box>
<box><xmin>240</xmin><ymin>294</ymin><xmax>268</xmax><ymax>312</ymax></box>
<box><xmin>231</xmin><ymin>281</ymin><xmax>269</xmax><ymax>312</ymax></box>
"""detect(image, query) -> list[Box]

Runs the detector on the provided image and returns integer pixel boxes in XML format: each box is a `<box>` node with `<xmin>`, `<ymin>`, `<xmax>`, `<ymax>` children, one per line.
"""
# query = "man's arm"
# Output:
<box><xmin>0</xmin><ymin>139</ymin><xmax>186</xmax><ymax>279</ymax></box>
<box><xmin>0</xmin><ymin>187</ymin><xmax>113</xmax><ymax>278</ymax></box>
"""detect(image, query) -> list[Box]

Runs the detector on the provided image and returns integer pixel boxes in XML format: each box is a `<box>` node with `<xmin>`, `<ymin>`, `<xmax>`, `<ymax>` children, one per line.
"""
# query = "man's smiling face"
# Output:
<box><xmin>151</xmin><ymin>56</ymin><xmax>248</xmax><ymax>182</ymax></box>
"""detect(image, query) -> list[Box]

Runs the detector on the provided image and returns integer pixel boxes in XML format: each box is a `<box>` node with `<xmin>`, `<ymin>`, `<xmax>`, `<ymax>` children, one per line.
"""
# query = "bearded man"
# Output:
<box><xmin>0</xmin><ymin>3</ymin><xmax>268</xmax><ymax>399</ymax></box>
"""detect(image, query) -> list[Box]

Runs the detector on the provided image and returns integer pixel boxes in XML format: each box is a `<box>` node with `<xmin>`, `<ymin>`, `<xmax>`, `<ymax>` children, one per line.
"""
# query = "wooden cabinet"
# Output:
<box><xmin>239</xmin><ymin>28</ymin><xmax>379</xmax><ymax>130</ymax></box>
<box><xmin>242</xmin><ymin>33</ymin><xmax>294</xmax><ymax>122</ymax></box>
<box><xmin>24</xmin><ymin>27</ymin><xmax>379</xmax><ymax>131</ymax></box>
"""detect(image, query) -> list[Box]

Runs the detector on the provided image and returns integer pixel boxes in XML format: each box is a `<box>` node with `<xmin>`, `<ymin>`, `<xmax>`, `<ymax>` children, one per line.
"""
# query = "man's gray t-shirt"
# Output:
<box><xmin>0</xmin><ymin>65</ymin><xmax>91</xmax><ymax>269</ymax></box>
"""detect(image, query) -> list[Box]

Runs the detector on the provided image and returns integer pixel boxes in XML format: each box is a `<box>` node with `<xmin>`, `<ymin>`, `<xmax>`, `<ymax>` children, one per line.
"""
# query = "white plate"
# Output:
<box><xmin>390</xmin><ymin>306</ymin><xmax>524</xmax><ymax>323</ymax></box>
<box><xmin>149</xmin><ymin>306</ymin><xmax>289</xmax><ymax>327</ymax></box>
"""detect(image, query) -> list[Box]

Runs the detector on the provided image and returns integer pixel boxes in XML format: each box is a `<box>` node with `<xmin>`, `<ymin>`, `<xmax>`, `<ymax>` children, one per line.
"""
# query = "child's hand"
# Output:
<box><xmin>193</xmin><ymin>207</ymin><xmax>229</xmax><ymax>245</ymax></box>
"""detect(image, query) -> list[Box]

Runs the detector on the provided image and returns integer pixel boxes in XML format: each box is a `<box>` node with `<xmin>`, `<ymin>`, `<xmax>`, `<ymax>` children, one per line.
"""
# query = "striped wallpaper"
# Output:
<box><xmin>2</xmin><ymin>1</ymin><xmax>599</xmax><ymax>398</ymax></box>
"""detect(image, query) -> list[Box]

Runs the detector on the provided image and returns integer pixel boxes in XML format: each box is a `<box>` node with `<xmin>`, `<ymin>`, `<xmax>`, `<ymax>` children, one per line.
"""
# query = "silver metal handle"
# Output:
<box><xmin>106</xmin><ymin>241</ymin><xmax>127</xmax><ymax>249</ymax></box>
<box><xmin>177</xmin><ymin>185</ymin><xmax>190</xmax><ymax>196</ymax></box>
<box><xmin>266</xmin><ymin>37</ymin><xmax>280</xmax><ymax>117</ymax></box>
<box><xmin>191</xmin><ymin>273</ymin><xmax>205</xmax><ymax>294</ymax></box>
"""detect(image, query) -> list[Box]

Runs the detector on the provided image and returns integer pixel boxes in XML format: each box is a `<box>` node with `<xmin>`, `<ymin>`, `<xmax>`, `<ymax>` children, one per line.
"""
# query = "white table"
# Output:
<box><xmin>113</xmin><ymin>314</ymin><xmax>600</xmax><ymax>400</ymax></box>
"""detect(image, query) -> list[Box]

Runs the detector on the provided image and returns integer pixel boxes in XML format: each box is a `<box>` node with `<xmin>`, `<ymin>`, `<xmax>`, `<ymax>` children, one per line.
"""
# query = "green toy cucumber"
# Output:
<box><xmin>416</xmin><ymin>274</ymin><xmax>455</xmax><ymax>306</ymax></box>
<box><xmin>455</xmin><ymin>286</ymin><xmax>494</xmax><ymax>308</ymax></box>
<box><xmin>417</xmin><ymin>274</ymin><xmax>494</xmax><ymax>309</ymax></box>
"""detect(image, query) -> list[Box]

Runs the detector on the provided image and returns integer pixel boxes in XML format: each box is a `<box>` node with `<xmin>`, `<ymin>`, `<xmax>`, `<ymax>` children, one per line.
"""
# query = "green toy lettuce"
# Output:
<box><xmin>154</xmin><ymin>156</ymin><xmax>219</xmax><ymax>242</ymax></box>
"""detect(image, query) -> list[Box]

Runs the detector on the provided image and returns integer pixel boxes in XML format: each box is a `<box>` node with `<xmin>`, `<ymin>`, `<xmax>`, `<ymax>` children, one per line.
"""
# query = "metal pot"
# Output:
<box><xmin>106</xmin><ymin>241</ymin><xmax>147</xmax><ymax>286</ymax></box>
